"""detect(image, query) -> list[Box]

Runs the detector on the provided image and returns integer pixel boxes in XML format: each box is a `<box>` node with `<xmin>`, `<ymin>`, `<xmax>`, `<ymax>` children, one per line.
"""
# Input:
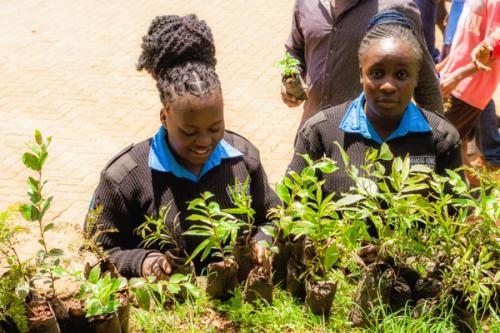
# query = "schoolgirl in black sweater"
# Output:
<box><xmin>288</xmin><ymin>11</ymin><xmax>462</xmax><ymax>199</ymax></box>
<box><xmin>87</xmin><ymin>15</ymin><xmax>279</xmax><ymax>279</ymax></box>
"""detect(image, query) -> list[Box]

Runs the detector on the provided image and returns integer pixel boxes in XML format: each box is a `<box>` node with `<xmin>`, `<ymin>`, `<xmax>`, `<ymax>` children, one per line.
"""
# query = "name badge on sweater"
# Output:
<box><xmin>409</xmin><ymin>155</ymin><xmax>436</xmax><ymax>169</ymax></box>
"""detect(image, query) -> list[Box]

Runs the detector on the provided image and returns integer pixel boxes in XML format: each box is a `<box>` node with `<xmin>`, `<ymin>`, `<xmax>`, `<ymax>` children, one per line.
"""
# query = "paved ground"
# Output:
<box><xmin>0</xmin><ymin>0</ymin><xmax>299</xmax><ymax>237</ymax></box>
<box><xmin>0</xmin><ymin>1</ymin><xmax>498</xmax><ymax>257</ymax></box>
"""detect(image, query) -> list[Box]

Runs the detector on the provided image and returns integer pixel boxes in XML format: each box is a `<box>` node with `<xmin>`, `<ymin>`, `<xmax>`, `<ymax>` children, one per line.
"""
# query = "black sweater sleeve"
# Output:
<box><xmin>89</xmin><ymin>171</ymin><xmax>158</xmax><ymax>278</ymax></box>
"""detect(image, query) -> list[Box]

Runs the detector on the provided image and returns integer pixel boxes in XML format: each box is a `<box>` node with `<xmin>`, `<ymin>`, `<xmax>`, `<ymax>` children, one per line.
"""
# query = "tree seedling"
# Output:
<box><xmin>277</xmin><ymin>52</ymin><xmax>307</xmax><ymax>100</ymax></box>
<box><xmin>19</xmin><ymin>130</ymin><xmax>64</xmax><ymax>299</ymax></box>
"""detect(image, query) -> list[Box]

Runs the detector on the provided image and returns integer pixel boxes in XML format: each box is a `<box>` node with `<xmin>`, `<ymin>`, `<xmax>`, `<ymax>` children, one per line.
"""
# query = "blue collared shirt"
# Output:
<box><xmin>148</xmin><ymin>126</ymin><xmax>243</xmax><ymax>182</ymax></box>
<box><xmin>339</xmin><ymin>93</ymin><xmax>432</xmax><ymax>144</ymax></box>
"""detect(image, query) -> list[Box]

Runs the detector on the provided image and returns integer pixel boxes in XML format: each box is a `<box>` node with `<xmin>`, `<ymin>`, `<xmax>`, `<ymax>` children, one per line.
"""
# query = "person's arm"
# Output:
<box><xmin>282</xmin><ymin>0</ymin><xmax>307</xmax><ymax>108</ymax></box>
<box><xmin>88</xmin><ymin>173</ymin><xmax>159</xmax><ymax>278</ymax></box>
<box><xmin>440</xmin><ymin>40</ymin><xmax>497</xmax><ymax>97</ymax></box>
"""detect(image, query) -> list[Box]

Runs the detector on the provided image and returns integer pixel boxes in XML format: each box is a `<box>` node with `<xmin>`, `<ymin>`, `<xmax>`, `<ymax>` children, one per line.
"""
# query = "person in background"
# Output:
<box><xmin>438</xmin><ymin>0</ymin><xmax>500</xmax><ymax>174</ymax></box>
<box><xmin>281</xmin><ymin>0</ymin><xmax>443</xmax><ymax>128</ymax></box>
<box><xmin>86</xmin><ymin>15</ymin><xmax>279</xmax><ymax>279</ymax></box>
<box><xmin>287</xmin><ymin>10</ymin><xmax>461</xmax><ymax>199</ymax></box>
<box><xmin>416</xmin><ymin>0</ymin><xmax>442</xmax><ymax>63</ymax></box>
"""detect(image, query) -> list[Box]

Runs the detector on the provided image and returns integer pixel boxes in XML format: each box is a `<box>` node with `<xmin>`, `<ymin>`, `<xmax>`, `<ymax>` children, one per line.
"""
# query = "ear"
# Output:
<box><xmin>359</xmin><ymin>66</ymin><xmax>364</xmax><ymax>84</ymax></box>
<box><xmin>160</xmin><ymin>107</ymin><xmax>168</xmax><ymax>128</ymax></box>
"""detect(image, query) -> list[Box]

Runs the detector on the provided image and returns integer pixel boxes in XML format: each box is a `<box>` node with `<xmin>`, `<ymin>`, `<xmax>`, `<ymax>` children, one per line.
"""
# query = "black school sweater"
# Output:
<box><xmin>288</xmin><ymin>102</ymin><xmax>462</xmax><ymax>199</ymax></box>
<box><xmin>88</xmin><ymin>131</ymin><xmax>280</xmax><ymax>277</ymax></box>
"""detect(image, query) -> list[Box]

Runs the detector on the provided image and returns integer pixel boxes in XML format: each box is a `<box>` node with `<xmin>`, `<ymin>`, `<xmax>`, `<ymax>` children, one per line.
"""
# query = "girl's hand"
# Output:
<box><xmin>142</xmin><ymin>252</ymin><xmax>172</xmax><ymax>280</ymax></box>
<box><xmin>253</xmin><ymin>242</ymin><xmax>268</xmax><ymax>265</ymax></box>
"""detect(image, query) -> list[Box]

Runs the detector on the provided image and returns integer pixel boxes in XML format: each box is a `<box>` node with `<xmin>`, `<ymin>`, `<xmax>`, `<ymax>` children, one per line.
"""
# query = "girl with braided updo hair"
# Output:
<box><xmin>87</xmin><ymin>15</ymin><xmax>279</xmax><ymax>280</ymax></box>
<box><xmin>287</xmin><ymin>9</ymin><xmax>462</xmax><ymax>199</ymax></box>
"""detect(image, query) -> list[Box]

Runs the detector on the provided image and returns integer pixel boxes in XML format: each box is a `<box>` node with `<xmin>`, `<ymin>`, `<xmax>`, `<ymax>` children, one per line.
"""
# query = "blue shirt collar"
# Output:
<box><xmin>339</xmin><ymin>93</ymin><xmax>432</xmax><ymax>144</ymax></box>
<box><xmin>148</xmin><ymin>126</ymin><xmax>243</xmax><ymax>182</ymax></box>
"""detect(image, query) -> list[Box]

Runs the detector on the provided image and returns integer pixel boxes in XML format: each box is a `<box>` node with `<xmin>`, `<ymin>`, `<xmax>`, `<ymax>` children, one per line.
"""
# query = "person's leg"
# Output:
<box><xmin>477</xmin><ymin>100</ymin><xmax>500</xmax><ymax>168</ymax></box>
<box><xmin>445</xmin><ymin>96</ymin><xmax>483</xmax><ymax>139</ymax></box>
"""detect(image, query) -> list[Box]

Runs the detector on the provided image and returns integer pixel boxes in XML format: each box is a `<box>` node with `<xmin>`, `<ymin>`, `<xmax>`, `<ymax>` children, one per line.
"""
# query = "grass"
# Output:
<box><xmin>130</xmin><ymin>277</ymin><xmax>499</xmax><ymax>333</ymax></box>
<box><xmin>131</xmin><ymin>278</ymin><xmax>358</xmax><ymax>333</ymax></box>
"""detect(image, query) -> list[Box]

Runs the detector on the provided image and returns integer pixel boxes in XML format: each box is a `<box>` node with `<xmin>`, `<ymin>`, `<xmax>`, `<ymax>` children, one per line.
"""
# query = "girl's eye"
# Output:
<box><xmin>397</xmin><ymin>71</ymin><xmax>409</xmax><ymax>80</ymax></box>
<box><xmin>209</xmin><ymin>127</ymin><xmax>221</xmax><ymax>133</ymax></box>
<box><xmin>181</xmin><ymin>129</ymin><xmax>197</xmax><ymax>137</ymax></box>
<box><xmin>370</xmin><ymin>70</ymin><xmax>383</xmax><ymax>78</ymax></box>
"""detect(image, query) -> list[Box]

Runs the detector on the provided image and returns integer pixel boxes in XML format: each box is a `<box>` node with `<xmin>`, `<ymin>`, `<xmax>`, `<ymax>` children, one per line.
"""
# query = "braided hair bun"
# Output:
<box><xmin>137</xmin><ymin>15</ymin><xmax>221</xmax><ymax>103</ymax></box>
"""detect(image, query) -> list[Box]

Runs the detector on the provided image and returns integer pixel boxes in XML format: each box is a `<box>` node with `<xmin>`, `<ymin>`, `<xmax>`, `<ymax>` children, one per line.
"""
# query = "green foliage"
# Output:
<box><xmin>0</xmin><ymin>268</ymin><xmax>30</xmax><ymax>333</ymax></box>
<box><xmin>0</xmin><ymin>205</ymin><xmax>29</xmax><ymax>268</ymax></box>
<box><xmin>129</xmin><ymin>274</ymin><xmax>201</xmax><ymax>311</ymax></box>
<box><xmin>183</xmin><ymin>191</ymin><xmax>245</xmax><ymax>264</ymax></box>
<box><xmin>19</xmin><ymin>130</ymin><xmax>64</xmax><ymax>298</ymax></box>
<box><xmin>225</xmin><ymin>176</ymin><xmax>256</xmax><ymax>246</ymax></box>
<box><xmin>276</xmin><ymin>52</ymin><xmax>301</xmax><ymax>78</ymax></box>
<box><xmin>365</xmin><ymin>297</ymin><xmax>458</xmax><ymax>333</ymax></box>
<box><xmin>131</xmin><ymin>277</ymin><xmax>358</xmax><ymax>333</ymax></box>
<box><xmin>270</xmin><ymin>156</ymin><xmax>365</xmax><ymax>280</ymax></box>
<box><xmin>340</xmin><ymin>143</ymin><xmax>499</xmax><ymax>326</ymax></box>
<box><xmin>78</xmin><ymin>265</ymin><xmax>127</xmax><ymax>318</ymax></box>
<box><xmin>135</xmin><ymin>202</ymin><xmax>182</xmax><ymax>251</ymax></box>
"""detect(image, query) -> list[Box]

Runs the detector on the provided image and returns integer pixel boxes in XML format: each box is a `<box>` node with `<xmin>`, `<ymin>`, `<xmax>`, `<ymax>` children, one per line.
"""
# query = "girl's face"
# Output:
<box><xmin>161</xmin><ymin>91</ymin><xmax>225</xmax><ymax>175</ymax></box>
<box><xmin>360</xmin><ymin>38</ymin><xmax>419</xmax><ymax>120</ymax></box>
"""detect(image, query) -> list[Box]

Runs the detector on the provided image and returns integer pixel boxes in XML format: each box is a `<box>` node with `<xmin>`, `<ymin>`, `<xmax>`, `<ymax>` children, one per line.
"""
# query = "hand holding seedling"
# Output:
<box><xmin>142</xmin><ymin>252</ymin><xmax>172</xmax><ymax>280</ymax></box>
<box><xmin>278</xmin><ymin>52</ymin><xmax>308</xmax><ymax>106</ymax></box>
<box><xmin>281</xmin><ymin>83</ymin><xmax>307</xmax><ymax>108</ymax></box>
<box><xmin>253</xmin><ymin>242</ymin><xmax>268</xmax><ymax>265</ymax></box>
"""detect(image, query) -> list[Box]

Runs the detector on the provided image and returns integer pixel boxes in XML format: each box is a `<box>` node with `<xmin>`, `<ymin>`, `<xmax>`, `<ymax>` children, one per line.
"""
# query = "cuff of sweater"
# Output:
<box><xmin>108</xmin><ymin>247</ymin><xmax>160</xmax><ymax>278</ymax></box>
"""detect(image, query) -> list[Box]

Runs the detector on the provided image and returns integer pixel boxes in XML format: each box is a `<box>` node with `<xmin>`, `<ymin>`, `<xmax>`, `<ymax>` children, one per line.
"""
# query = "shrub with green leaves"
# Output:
<box><xmin>135</xmin><ymin>202</ymin><xmax>183</xmax><ymax>252</ymax></box>
<box><xmin>183</xmin><ymin>192</ymin><xmax>245</xmax><ymax>265</ymax></box>
<box><xmin>19</xmin><ymin>130</ymin><xmax>64</xmax><ymax>298</ymax></box>
<box><xmin>78</xmin><ymin>265</ymin><xmax>127</xmax><ymax>318</ymax></box>
<box><xmin>0</xmin><ymin>266</ymin><xmax>30</xmax><ymax>332</ymax></box>
<box><xmin>270</xmin><ymin>155</ymin><xmax>367</xmax><ymax>281</ymax></box>
<box><xmin>130</xmin><ymin>274</ymin><xmax>201</xmax><ymax>311</ymax></box>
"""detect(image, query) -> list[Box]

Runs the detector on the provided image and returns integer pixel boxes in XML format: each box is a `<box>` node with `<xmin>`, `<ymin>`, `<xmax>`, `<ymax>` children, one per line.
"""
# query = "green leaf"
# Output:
<box><xmin>22</xmin><ymin>152</ymin><xmax>40</xmax><ymax>171</ymax></box>
<box><xmin>40</xmin><ymin>196</ymin><xmax>53</xmax><ymax>220</ymax></box>
<box><xmin>43</xmin><ymin>223</ymin><xmax>55</xmax><ymax>233</ymax></box>
<box><xmin>315</xmin><ymin>159</ymin><xmax>337</xmax><ymax>174</ymax></box>
<box><xmin>133</xmin><ymin>287</ymin><xmax>150</xmax><ymax>310</ymax></box>
<box><xmin>169</xmin><ymin>273</ymin><xmax>188</xmax><ymax>284</ymax></box>
<box><xmin>261</xmin><ymin>225</ymin><xmax>276</xmax><ymax>238</ymax></box>
<box><xmin>336</xmin><ymin>194</ymin><xmax>364</xmax><ymax>207</ymax></box>
<box><xmin>168</xmin><ymin>284</ymin><xmax>181</xmax><ymax>295</ymax></box>
<box><xmin>88</xmin><ymin>265</ymin><xmax>101</xmax><ymax>283</ymax></box>
<box><xmin>324</xmin><ymin>244</ymin><xmax>340</xmax><ymax>270</ymax></box>
<box><xmin>334</xmin><ymin>142</ymin><xmax>349</xmax><ymax>167</ymax></box>
<box><xmin>378</xmin><ymin>143</ymin><xmax>393</xmax><ymax>161</ymax></box>
<box><xmin>187</xmin><ymin>238</ymin><xmax>211</xmax><ymax>263</ymax></box>
<box><xmin>49</xmin><ymin>248</ymin><xmax>64</xmax><ymax>256</ymax></box>
<box><xmin>275</xmin><ymin>183</ymin><xmax>291</xmax><ymax>204</ymax></box>
<box><xmin>34</xmin><ymin>130</ymin><xmax>43</xmax><ymax>145</ymax></box>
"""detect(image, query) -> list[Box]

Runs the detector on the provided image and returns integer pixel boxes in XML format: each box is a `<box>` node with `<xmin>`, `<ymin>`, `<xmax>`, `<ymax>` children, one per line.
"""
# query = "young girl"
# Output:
<box><xmin>87</xmin><ymin>15</ymin><xmax>279</xmax><ymax>279</ymax></box>
<box><xmin>287</xmin><ymin>10</ymin><xmax>462</xmax><ymax>199</ymax></box>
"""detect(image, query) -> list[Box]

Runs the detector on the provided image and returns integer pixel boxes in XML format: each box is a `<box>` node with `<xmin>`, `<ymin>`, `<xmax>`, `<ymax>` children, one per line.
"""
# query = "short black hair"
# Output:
<box><xmin>137</xmin><ymin>15</ymin><xmax>221</xmax><ymax>105</ymax></box>
<box><xmin>358</xmin><ymin>10</ymin><xmax>423</xmax><ymax>67</ymax></box>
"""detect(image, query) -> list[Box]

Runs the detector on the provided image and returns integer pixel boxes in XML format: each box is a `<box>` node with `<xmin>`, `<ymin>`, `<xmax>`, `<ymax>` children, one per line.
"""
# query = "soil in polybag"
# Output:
<box><xmin>282</xmin><ymin>75</ymin><xmax>308</xmax><ymax>100</ymax></box>
<box><xmin>243</xmin><ymin>265</ymin><xmax>273</xmax><ymax>305</ymax></box>
<box><xmin>286</xmin><ymin>257</ymin><xmax>306</xmax><ymax>301</ymax></box>
<box><xmin>206</xmin><ymin>260</ymin><xmax>239</xmax><ymax>300</ymax></box>
<box><xmin>233</xmin><ymin>238</ymin><xmax>257</xmax><ymax>283</ymax></box>
<box><xmin>28</xmin><ymin>301</ymin><xmax>60</xmax><ymax>333</ymax></box>
<box><xmin>305</xmin><ymin>280</ymin><xmax>337</xmax><ymax>315</ymax></box>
